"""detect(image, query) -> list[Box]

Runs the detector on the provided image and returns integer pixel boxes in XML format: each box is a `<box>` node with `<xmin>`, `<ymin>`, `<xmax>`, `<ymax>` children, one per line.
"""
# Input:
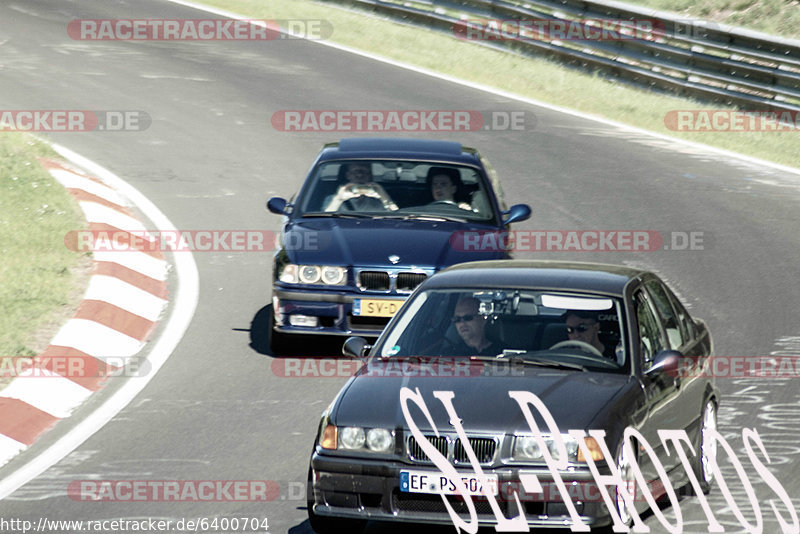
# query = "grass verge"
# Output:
<box><xmin>204</xmin><ymin>0</ymin><xmax>799</xmax><ymax>170</ymax></box>
<box><xmin>623</xmin><ymin>0</ymin><xmax>800</xmax><ymax>39</ymax></box>
<box><xmin>0</xmin><ymin>134</ymin><xmax>89</xmax><ymax>387</ymax></box>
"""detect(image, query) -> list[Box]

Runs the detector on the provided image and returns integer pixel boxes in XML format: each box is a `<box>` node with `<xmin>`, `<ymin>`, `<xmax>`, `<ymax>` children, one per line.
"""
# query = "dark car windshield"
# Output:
<box><xmin>376</xmin><ymin>289</ymin><xmax>628</xmax><ymax>373</ymax></box>
<box><xmin>294</xmin><ymin>160</ymin><xmax>498</xmax><ymax>222</ymax></box>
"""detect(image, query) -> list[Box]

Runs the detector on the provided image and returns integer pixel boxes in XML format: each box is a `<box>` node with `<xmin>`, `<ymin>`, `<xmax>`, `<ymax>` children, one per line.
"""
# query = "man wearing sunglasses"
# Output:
<box><xmin>447</xmin><ymin>297</ymin><xmax>504</xmax><ymax>357</ymax></box>
<box><xmin>563</xmin><ymin>310</ymin><xmax>617</xmax><ymax>360</ymax></box>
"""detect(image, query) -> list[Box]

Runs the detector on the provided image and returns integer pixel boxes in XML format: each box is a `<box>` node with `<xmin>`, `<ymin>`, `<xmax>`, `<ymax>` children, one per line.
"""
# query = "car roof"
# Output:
<box><xmin>316</xmin><ymin>138</ymin><xmax>481</xmax><ymax>165</ymax></box>
<box><xmin>425</xmin><ymin>260</ymin><xmax>648</xmax><ymax>296</ymax></box>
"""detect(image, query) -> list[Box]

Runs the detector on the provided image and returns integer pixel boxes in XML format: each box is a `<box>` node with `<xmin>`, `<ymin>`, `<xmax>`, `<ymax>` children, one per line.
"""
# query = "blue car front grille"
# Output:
<box><xmin>356</xmin><ymin>270</ymin><xmax>428</xmax><ymax>292</ymax></box>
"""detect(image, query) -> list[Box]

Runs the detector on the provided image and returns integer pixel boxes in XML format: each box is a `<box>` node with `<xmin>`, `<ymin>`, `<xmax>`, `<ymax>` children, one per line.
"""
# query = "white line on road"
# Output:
<box><xmin>0</xmin><ymin>144</ymin><xmax>199</xmax><ymax>500</ymax></box>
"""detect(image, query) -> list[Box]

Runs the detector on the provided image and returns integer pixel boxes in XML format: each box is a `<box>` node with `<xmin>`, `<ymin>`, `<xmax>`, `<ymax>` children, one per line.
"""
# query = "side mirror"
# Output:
<box><xmin>342</xmin><ymin>336</ymin><xmax>371</xmax><ymax>360</ymax></box>
<box><xmin>267</xmin><ymin>197</ymin><xmax>288</xmax><ymax>215</ymax></box>
<box><xmin>503</xmin><ymin>204</ymin><xmax>531</xmax><ymax>225</ymax></box>
<box><xmin>645</xmin><ymin>349</ymin><xmax>681</xmax><ymax>377</ymax></box>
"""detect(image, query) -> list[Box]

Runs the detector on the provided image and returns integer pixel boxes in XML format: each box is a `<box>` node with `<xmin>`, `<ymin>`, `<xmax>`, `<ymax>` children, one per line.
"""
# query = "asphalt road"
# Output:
<box><xmin>1</xmin><ymin>0</ymin><xmax>799</xmax><ymax>532</ymax></box>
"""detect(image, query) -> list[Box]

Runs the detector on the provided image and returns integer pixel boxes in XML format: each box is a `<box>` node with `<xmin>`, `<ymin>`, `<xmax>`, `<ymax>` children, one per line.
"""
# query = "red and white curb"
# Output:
<box><xmin>0</xmin><ymin>159</ymin><xmax>169</xmax><ymax>467</ymax></box>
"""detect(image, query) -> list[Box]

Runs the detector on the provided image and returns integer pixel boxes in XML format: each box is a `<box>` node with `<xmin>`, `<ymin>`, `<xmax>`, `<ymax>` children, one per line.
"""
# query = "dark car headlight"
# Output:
<box><xmin>512</xmin><ymin>434</ymin><xmax>605</xmax><ymax>463</ymax></box>
<box><xmin>320</xmin><ymin>425</ymin><xmax>394</xmax><ymax>453</ymax></box>
<box><xmin>279</xmin><ymin>264</ymin><xmax>347</xmax><ymax>285</ymax></box>
<box><xmin>512</xmin><ymin>434</ymin><xmax>580</xmax><ymax>462</ymax></box>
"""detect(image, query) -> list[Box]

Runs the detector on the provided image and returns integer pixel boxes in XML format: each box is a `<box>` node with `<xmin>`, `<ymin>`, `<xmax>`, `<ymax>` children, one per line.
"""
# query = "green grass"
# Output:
<box><xmin>0</xmin><ymin>134</ymin><xmax>88</xmax><ymax>367</ymax></box>
<box><xmin>623</xmin><ymin>0</ymin><xmax>800</xmax><ymax>38</ymax></box>
<box><xmin>201</xmin><ymin>0</ymin><xmax>800</xmax><ymax>170</ymax></box>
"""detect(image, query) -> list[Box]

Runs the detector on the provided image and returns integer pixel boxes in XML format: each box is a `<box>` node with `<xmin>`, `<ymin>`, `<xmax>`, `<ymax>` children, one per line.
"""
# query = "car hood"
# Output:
<box><xmin>282</xmin><ymin>217</ymin><xmax>505</xmax><ymax>269</ymax></box>
<box><xmin>332</xmin><ymin>363</ymin><xmax>631</xmax><ymax>433</ymax></box>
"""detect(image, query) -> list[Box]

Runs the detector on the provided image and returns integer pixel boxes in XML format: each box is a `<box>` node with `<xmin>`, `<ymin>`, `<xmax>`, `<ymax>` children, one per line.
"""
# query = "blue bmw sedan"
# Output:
<box><xmin>266</xmin><ymin>138</ymin><xmax>531</xmax><ymax>353</ymax></box>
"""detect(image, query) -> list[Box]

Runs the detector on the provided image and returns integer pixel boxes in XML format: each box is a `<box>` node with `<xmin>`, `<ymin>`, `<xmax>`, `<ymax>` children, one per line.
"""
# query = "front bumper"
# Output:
<box><xmin>272</xmin><ymin>287</ymin><xmax>408</xmax><ymax>338</ymax></box>
<box><xmin>309</xmin><ymin>452</ymin><xmax>615</xmax><ymax>529</ymax></box>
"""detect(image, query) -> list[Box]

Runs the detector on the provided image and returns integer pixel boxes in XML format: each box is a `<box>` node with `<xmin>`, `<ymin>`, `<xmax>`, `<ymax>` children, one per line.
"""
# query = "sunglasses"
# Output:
<box><xmin>565</xmin><ymin>323</ymin><xmax>594</xmax><ymax>334</ymax></box>
<box><xmin>452</xmin><ymin>314</ymin><xmax>477</xmax><ymax>324</ymax></box>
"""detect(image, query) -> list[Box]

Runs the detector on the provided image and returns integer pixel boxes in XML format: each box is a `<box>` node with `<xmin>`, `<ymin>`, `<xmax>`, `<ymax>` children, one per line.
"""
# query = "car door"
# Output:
<box><xmin>643</xmin><ymin>278</ymin><xmax>709</xmax><ymax>444</ymax></box>
<box><xmin>633</xmin><ymin>287</ymin><xmax>683</xmax><ymax>476</ymax></box>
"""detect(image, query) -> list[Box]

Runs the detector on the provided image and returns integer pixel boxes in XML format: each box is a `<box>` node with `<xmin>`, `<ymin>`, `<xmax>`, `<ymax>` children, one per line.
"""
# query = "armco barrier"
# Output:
<box><xmin>322</xmin><ymin>0</ymin><xmax>800</xmax><ymax>115</ymax></box>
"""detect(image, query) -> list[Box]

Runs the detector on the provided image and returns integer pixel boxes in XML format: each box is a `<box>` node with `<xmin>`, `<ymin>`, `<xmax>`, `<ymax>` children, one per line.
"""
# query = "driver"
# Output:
<box><xmin>563</xmin><ymin>310</ymin><xmax>616</xmax><ymax>360</ymax></box>
<box><xmin>426</xmin><ymin>167</ymin><xmax>472</xmax><ymax>211</ymax></box>
<box><xmin>324</xmin><ymin>163</ymin><xmax>398</xmax><ymax>212</ymax></box>
<box><xmin>446</xmin><ymin>297</ymin><xmax>503</xmax><ymax>356</ymax></box>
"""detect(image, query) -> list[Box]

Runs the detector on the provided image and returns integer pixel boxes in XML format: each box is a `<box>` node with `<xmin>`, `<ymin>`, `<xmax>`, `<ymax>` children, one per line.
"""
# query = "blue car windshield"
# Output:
<box><xmin>295</xmin><ymin>161</ymin><xmax>497</xmax><ymax>222</ymax></box>
<box><xmin>377</xmin><ymin>289</ymin><xmax>628</xmax><ymax>373</ymax></box>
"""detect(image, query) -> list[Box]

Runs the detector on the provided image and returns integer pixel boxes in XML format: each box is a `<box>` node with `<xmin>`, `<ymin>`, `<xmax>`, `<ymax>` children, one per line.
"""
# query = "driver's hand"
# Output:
<box><xmin>341</xmin><ymin>184</ymin><xmax>381</xmax><ymax>199</ymax></box>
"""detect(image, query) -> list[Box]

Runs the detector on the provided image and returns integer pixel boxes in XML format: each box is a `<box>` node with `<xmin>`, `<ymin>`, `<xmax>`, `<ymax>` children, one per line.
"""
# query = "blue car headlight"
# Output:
<box><xmin>279</xmin><ymin>264</ymin><xmax>347</xmax><ymax>285</ymax></box>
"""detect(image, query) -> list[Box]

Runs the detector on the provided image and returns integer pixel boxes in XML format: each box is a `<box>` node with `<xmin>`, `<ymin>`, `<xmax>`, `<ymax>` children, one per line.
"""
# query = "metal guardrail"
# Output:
<box><xmin>322</xmin><ymin>0</ymin><xmax>800</xmax><ymax>115</ymax></box>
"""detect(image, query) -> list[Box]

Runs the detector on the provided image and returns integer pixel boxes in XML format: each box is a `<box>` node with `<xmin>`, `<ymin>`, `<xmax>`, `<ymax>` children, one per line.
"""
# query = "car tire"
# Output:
<box><xmin>592</xmin><ymin>438</ymin><xmax>638</xmax><ymax>533</ymax></box>
<box><xmin>269</xmin><ymin>305</ymin><xmax>291</xmax><ymax>355</ymax></box>
<box><xmin>306</xmin><ymin>468</ymin><xmax>366</xmax><ymax>534</ymax></box>
<box><xmin>687</xmin><ymin>398</ymin><xmax>717</xmax><ymax>495</ymax></box>
<box><xmin>614</xmin><ymin>438</ymin><xmax>637</xmax><ymax>529</ymax></box>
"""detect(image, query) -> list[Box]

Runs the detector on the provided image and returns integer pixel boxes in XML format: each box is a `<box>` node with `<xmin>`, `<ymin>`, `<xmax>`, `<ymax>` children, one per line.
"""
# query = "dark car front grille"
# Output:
<box><xmin>358</xmin><ymin>271</ymin><xmax>391</xmax><ymax>291</ymax></box>
<box><xmin>396</xmin><ymin>272</ymin><xmax>427</xmax><ymax>291</ymax></box>
<box><xmin>454</xmin><ymin>438</ymin><xmax>496</xmax><ymax>464</ymax></box>
<box><xmin>408</xmin><ymin>435</ymin><xmax>448</xmax><ymax>462</ymax></box>
<box><xmin>407</xmin><ymin>435</ymin><xmax>497</xmax><ymax>465</ymax></box>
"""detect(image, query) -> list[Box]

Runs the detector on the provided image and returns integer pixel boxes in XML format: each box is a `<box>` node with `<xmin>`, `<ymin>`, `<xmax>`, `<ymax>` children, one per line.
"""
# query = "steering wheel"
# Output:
<box><xmin>328</xmin><ymin>183</ymin><xmax>396</xmax><ymax>212</ymax></box>
<box><xmin>549</xmin><ymin>340</ymin><xmax>603</xmax><ymax>357</ymax></box>
<box><xmin>344</xmin><ymin>183</ymin><xmax>381</xmax><ymax>198</ymax></box>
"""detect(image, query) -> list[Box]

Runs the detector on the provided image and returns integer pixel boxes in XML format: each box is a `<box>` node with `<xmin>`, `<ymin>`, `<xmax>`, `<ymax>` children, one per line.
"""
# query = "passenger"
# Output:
<box><xmin>325</xmin><ymin>163</ymin><xmax>397</xmax><ymax>211</ymax></box>
<box><xmin>426</xmin><ymin>167</ymin><xmax>472</xmax><ymax>211</ymax></box>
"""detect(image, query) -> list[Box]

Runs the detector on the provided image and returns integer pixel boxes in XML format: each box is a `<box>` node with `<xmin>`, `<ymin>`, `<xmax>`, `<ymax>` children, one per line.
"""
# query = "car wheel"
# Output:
<box><xmin>306</xmin><ymin>469</ymin><xmax>366</xmax><ymax>534</ymax></box>
<box><xmin>614</xmin><ymin>439</ymin><xmax>637</xmax><ymax>528</ymax></box>
<box><xmin>592</xmin><ymin>441</ymin><xmax>637</xmax><ymax>534</ymax></box>
<box><xmin>269</xmin><ymin>305</ymin><xmax>291</xmax><ymax>355</ymax></box>
<box><xmin>688</xmin><ymin>399</ymin><xmax>717</xmax><ymax>495</ymax></box>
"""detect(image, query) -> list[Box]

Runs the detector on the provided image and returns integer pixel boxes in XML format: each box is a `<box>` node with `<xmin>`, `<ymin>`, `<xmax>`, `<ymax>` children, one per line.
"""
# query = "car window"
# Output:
<box><xmin>479</xmin><ymin>155</ymin><xmax>507</xmax><ymax>213</ymax></box>
<box><xmin>644</xmin><ymin>280</ymin><xmax>685</xmax><ymax>350</ymax></box>
<box><xmin>634</xmin><ymin>290</ymin><xmax>665</xmax><ymax>369</ymax></box>
<box><xmin>664</xmin><ymin>287</ymin><xmax>696</xmax><ymax>340</ymax></box>
<box><xmin>295</xmin><ymin>160</ymin><xmax>497</xmax><ymax>222</ymax></box>
<box><xmin>377</xmin><ymin>288</ymin><xmax>627</xmax><ymax>373</ymax></box>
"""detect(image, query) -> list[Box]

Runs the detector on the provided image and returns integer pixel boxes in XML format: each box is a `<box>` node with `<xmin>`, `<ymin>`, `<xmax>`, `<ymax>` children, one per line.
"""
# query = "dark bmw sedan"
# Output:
<box><xmin>266</xmin><ymin>138</ymin><xmax>531</xmax><ymax>353</ymax></box>
<box><xmin>307</xmin><ymin>260</ymin><xmax>719</xmax><ymax>532</ymax></box>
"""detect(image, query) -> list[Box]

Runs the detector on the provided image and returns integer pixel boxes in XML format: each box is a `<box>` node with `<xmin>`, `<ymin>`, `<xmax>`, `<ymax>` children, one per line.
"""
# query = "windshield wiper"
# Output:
<box><xmin>378</xmin><ymin>214</ymin><xmax>468</xmax><ymax>223</ymax></box>
<box><xmin>519</xmin><ymin>357</ymin><xmax>588</xmax><ymax>372</ymax></box>
<box><xmin>303</xmin><ymin>212</ymin><xmax>374</xmax><ymax>219</ymax></box>
<box><xmin>475</xmin><ymin>352</ymin><xmax>588</xmax><ymax>372</ymax></box>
